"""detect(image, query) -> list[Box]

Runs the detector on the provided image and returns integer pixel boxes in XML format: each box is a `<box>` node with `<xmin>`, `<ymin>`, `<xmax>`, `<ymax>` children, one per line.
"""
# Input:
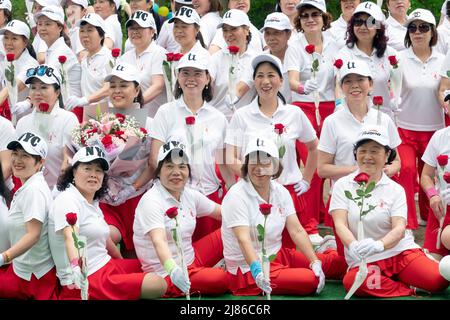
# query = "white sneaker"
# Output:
<box><xmin>315</xmin><ymin>235</ymin><xmax>337</xmax><ymax>253</ymax></box>
<box><xmin>418</xmin><ymin>218</ymin><xmax>427</xmax><ymax>226</ymax></box>
<box><xmin>309</xmin><ymin>233</ymin><xmax>324</xmax><ymax>246</ymax></box>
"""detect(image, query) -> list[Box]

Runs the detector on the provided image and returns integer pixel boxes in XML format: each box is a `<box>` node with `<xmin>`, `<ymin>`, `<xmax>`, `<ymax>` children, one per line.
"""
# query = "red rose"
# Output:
<box><xmin>38</xmin><ymin>102</ymin><xmax>50</xmax><ymax>112</ymax></box>
<box><xmin>166</xmin><ymin>52</ymin><xmax>175</xmax><ymax>62</ymax></box>
<box><xmin>437</xmin><ymin>155</ymin><xmax>449</xmax><ymax>167</ymax></box>
<box><xmin>444</xmin><ymin>172</ymin><xmax>450</xmax><ymax>184</ymax></box>
<box><xmin>228</xmin><ymin>46</ymin><xmax>240</xmax><ymax>54</ymax></box>
<box><xmin>274</xmin><ymin>123</ymin><xmax>285</xmax><ymax>135</ymax></box>
<box><xmin>305</xmin><ymin>44</ymin><xmax>315</xmax><ymax>54</ymax></box>
<box><xmin>65</xmin><ymin>212</ymin><xmax>78</xmax><ymax>226</ymax></box>
<box><xmin>259</xmin><ymin>203</ymin><xmax>273</xmax><ymax>216</ymax></box>
<box><xmin>114</xmin><ymin>130</ymin><xmax>125</xmax><ymax>137</ymax></box>
<box><xmin>372</xmin><ymin>96</ymin><xmax>383</xmax><ymax>106</ymax></box>
<box><xmin>101</xmin><ymin>135</ymin><xmax>113</xmax><ymax>147</ymax></box>
<box><xmin>334</xmin><ymin>59</ymin><xmax>343</xmax><ymax>69</ymax></box>
<box><xmin>140</xmin><ymin>127</ymin><xmax>148</xmax><ymax>135</ymax></box>
<box><xmin>58</xmin><ymin>55</ymin><xmax>67</xmax><ymax>64</ymax></box>
<box><xmin>166</xmin><ymin>207</ymin><xmax>179</xmax><ymax>219</ymax></box>
<box><xmin>354</xmin><ymin>172</ymin><xmax>370</xmax><ymax>184</ymax></box>
<box><xmin>115</xmin><ymin>113</ymin><xmax>125</xmax><ymax>123</ymax></box>
<box><xmin>185</xmin><ymin>116</ymin><xmax>196</xmax><ymax>125</ymax></box>
<box><xmin>111</xmin><ymin>48</ymin><xmax>121</xmax><ymax>58</ymax></box>
<box><xmin>173</xmin><ymin>53</ymin><xmax>184</xmax><ymax>61</ymax></box>
<box><xmin>388</xmin><ymin>55</ymin><xmax>398</xmax><ymax>66</ymax></box>
<box><xmin>6</xmin><ymin>53</ymin><xmax>15</xmax><ymax>62</ymax></box>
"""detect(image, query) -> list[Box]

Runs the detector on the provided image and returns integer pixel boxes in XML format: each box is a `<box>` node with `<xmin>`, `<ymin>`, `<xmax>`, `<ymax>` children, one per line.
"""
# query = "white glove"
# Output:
<box><xmin>294</xmin><ymin>179</ymin><xmax>310</xmax><ymax>196</ymax></box>
<box><xmin>11</xmin><ymin>100</ymin><xmax>32</xmax><ymax>116</ymax></box>
<box><xmin>303</xmin><ymin>79</ymin><xmax>318</xmax><ymax>95</ymax></box>
<box><xmin>71</xmin><ymin>265</ymin><xmax>83</xmax><ymax>290</ymax></box>
<box><xmin>0</xmin><ymin>253</ymin><xmax>4</xmax><ymax>267</ymax></box>
<box><xmin>355</xmin><ymin>238</ymin><xmax>384</xmax><ymax>258</ymax></box>
<box><xmin>255</xmin><ymin>272</ymin><xmax>272</xmax><ymax>294</ymax></box>
<box><xmin>348</xmin><ymin>241</ymin><xmax>363</xmax><ymax>263</ymax></box>
<box><xmin>310</xmin><ymin>260</ymin><xmax>325</xmax><ymax>294</ymax></box>
<box><xmin>66</xmin><ymin>96</ymin><xmax>89</xmax><ymax>111</ymax></box>
<box><xmin>170</xmin><ymin>265</ymin><xmax>191</xmax><ymax>294</ymax></box>
<box><xmin>224</xmin><ymin>94</ymin><xmax>240</xmax><ymax>110</ymax></box>
<box><xmin>441</xmin><ymin>188</ymin><xmax>450</xmax><ymax>205</ymax></box>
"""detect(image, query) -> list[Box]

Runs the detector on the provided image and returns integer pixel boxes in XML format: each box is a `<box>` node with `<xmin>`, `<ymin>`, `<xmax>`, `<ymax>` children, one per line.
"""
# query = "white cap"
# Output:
<box><xmin>157</xmin><ymin>140</ymin><xmax>190</xmax><ymax>163</ymax></box>
<box><xmin>126</xmin><ymin>10</ymin><xmax>157</xmax><ymax>32</ymax></box>
<box><xmin>353</xmin><ymin>2</ymin><xmax>385</xmax><ymax>22</ymax></box>
<box><xmin>7</xmin><ymin>132</ymin><xmax>48</xmax><ymax>159</ymax></box>
<box><xmin>404</xmin><ymin>8</ymin><xmax>436</xmax><ymax>27</ymax></box>
<box><xmin>339</xmin><ymin>59</ymin><xmax>372</xmax><ymax>82</ymax></box>
<box><xmin>175</xmin><ymin>0</ymin><xmax>192</xmax><ymax>4</ymax></box>
<box><xmin>169</xmin><ymin>6</ymin><xmax>201</xmax><ymax>25</ymax></box>
<box><xmin>63</xmin><ymin>0</ymin><xmax>88</xmax><ymax>8</ymax></box>
<box><xmin>355</xmin><ymin>124</ymin><xmax>390</xmax><ymax>147</ymax></box>
<box><xmin>0</xmin><ymin>20</ymin><xmax>31</xmax><ymax>39</ymax></box>
<box><xmin>0</xmin><ymin>0</ymin><xmax>12</xmax><ymax>11</ymax></box>
<box><xmin>77</xmin><ymin>13</ymin><xmax>107</xmax><ymax>33</ymax></box>
<box><xmin>25</xmin><ymin>65</ymin><xmax>62</xmax><ymax>86</ymax></box>
<box><xmin>71</xmin><ymin>146</ymin><xmax>109</xmax><ymax>171</ymax></box>
<box><xmin>296</xmin><ymin>0</ymin><xmax>326</xmax><ymax>13</ymax></box>
<box><xmin>261</xmin><ymin>12</ymin><xmax>292</xmax><ymax>32</ymax></box>
<box><xmin>34</xmin><ymin>5</ymin><xmax>65</xmax><ymax>25</ymax></box>
<box><xmin>244</xmin><ymin>137</ymin><xmax>279</xmax><ymax>159</ymax></box>
<box><xmin>217</xmin><ymin>9</ymin><xmax>251</xmax><ymax>28</ymax></box>
<box><xmin>35</xmin><ymin>0</ymin><xmax>60</xmax><ymax>7</ymax></box>
<box><xmin>251</xmin><ymin>53</ymin><xmax>284</xmax><ymax>75</ymax></box>
<box><xmin>176</xmin><ymin>51</ymin><xmax>210</xmax><ymax>71</ymax></box>
<box><xmin>112</xmin><ymin>0</ymin><xmax>120</xmax><ymax>9</ymax></box>
<box><xmin>104</xmin><ymin>62</ymin><xmax>141</xmax><ymax>84</ymax></box>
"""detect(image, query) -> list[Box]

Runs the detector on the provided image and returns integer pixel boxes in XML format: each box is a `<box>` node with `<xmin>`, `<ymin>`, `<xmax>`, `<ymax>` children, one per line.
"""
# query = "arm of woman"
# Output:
<box><xmin>301</xmin><ymin>138</ymin><xmax>319</xmax><ymax>184</ymax></box>
<box><xmin>331</xmin><ymin>209</ymin><xmax>357</xmax><ymax>248</ymax></box>
<box><xmin>0</xmin><ymin>150</ymin><xmax>12</xmax><ymax>180</ymax></box>
<box><xmin>62</xmin><ymin>226</ymin><xmax>80</xmax><ymax>263</ymax></box>
<box><xmin>106</xmin><ymin>236</ymin><xmax>123</xmax><ymax>259</ymax></box>
<box><xmin>286</xmin><ymin>214</ymin><xmax>318</xmax><ymax>263</ymax></box>
<box><xmin>378</xmin><ymin>216</ymin><xmax>406</xmax><ymax>249</ymax></box>
<box><xmin>85</xmin><ymin>83</ymin><xmax>110</xmax><ymax>105</ymax></box>
<box><xmin>288</xmin><ymin>70</ymin><xmax>301</xmax><ymax>93</ymax></box>
<box><xmin>236</xmin><ymin>81</ymin><xmax>249</xmax><ymax>99</ymax></box>
<box><xmin>3</xmin><ymin>219</ymin><xmax>43</xmax><ymax>261</ymax></box>
<box><xmin>383</xmin><ymin>149</ymin><xmax>401</xmax><ymax>177</ymax></box>
<box><xmin>421</xmin><ymin>163</ymin><xmax>445</xmax><ymax>220</ymax></box>
<box><xmin>232</xmin><ymin>226</ymin><xmax>259</xmax><ymax>266</ymax></box>
<box><xmin>149</xmin><ymin>228</ymin><xmax>173</xmax><ymax>266</ymax></box>
<box><xmin>142</xmin><ymin>75</ymin><xmax>165</xmax><ymax>104</ymax></box>
<box><xmin>317</xmin><ymin>150</ymin><xmax>358</xmax><ymax>180</ymax></box>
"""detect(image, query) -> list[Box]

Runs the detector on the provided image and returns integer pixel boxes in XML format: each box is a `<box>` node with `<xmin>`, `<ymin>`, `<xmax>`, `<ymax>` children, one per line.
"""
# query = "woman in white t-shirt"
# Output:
<box><xmin>439</xmin><ymin>49</ymin><xmax>450</xmax><ymax>127</ymax></box>
<box><xmin>330</xmin><ymin>124</ymin><xmax>449</xmax><ymax>297</ymax></box>
<box><xmin>385</xmin><ymin>0</ymin><xmax>410</xmax><ymax>52</ymax></box>
<box><xmin>134</xmin><ymin>141</ymin><xmax>227</xmax><ymax>298</ymax></box>
<box><xmin>275</xmin><ymin>0</ymin><xmax>300</xmax><ymax>32</ymax></box>
<box><xmin>194</xmin><ymin>0</ymin><xmax>222</xmax><ymax>48</ymax></box>
<box><xmin>0</xmin><ymin>132</ymin><xmax>58</xmax><ymax>300</ymax></box>
<box><xmin>0</xmin><ymin>0</ymin><xmax>12</xmax><ymax>60</ymax></box>
<box><xmin>50</xmin><ymin>146</ymin><xmax>166</xmax><ymax>300</ymax></box>
<box><xmin>0</xmin><ymin>162</ymin><xmax>10</xmax><ymax>257</ymax></box>
<box><xmin>222</xmin><ymin>137</ymin><xmax>346</xmax><ymax>296</ymax></box>
<box><xmin>93</xmin><ymin>0</ymin><xmax>123</xmax><ymax>50</ymax></box>
<box><xmin>329</xmin><ymin>0</ymin><xmax>360</xmax><ymax>49</ymax></box>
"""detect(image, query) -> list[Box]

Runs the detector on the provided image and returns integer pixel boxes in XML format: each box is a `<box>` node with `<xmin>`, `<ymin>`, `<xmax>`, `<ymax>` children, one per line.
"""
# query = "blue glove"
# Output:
<box><xmin>250</xmin><ymin>260</ymin><xmax>271</xmax><ymax>293</ymax></box>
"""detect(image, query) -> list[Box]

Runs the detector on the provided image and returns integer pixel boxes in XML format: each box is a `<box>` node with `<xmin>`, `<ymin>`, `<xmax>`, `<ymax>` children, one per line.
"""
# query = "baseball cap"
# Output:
<box><xmin>34</xmin><ymin>5</ymin><xmax>65</xmax><ymax>25</ymax></box>
<box><xmin>0</xmin><ymin>0</ymin><xmax>12</xmax><ymax>11</ymax></box>
<box><xmin>62</xmin><ymin>0</ymin><xmax>88</xmax><ymax>8</ymax></box>
<box><xmin>25</xmin><ymin>65</ymin><xmax>62</xmax><ymax>86</ymax></box>
<box><xmin>339</xmin><ymin>59</ymin><xmax>372</xmax><ymax>83</ymax></box>
<box><xmin>176</xmin><ymin>51</ymin><xmax>210</xmax><ymax>71</ymax></box>
<box><xmin>71</xmin><ymin>146</ymin><xmax>109</xmax><ymax>171</ymax></box>
<box><xmin>404</xmin><ymin>9</ymin><xmax>436</xmax><ymax>27</ymax></box>
<box><xmin>77</xmin><ymin>13</ymin><xmax>107</xmax><ymax>33</ymax></box>
<box><xmin>7</xmin><ymin>132</ymin><xmax>48</xmax><ymax>159</ymax></box>
<box><xmin>244</xmin><ymin>137</ymin><xmax>279</xmax><ymax>159</ymax></box>
<box><xmin>354</xmin><ymin>124</ymin><xmax>390</xmax><ymax>147</ymax></box>
<box><xmin>157</xmin><ymin>140</ymin><xmax>190</xmax><ymax>163</ymax></box>
<box><xmin>169</xmin><ymin>6</ymin><xmax>201</xmax><ymax>25</ymax></box>
<box><xmin>175</xmin><ymin>0</ymin><xmax>192</xmax><ymax>4</ymax></box>
<box><xmin>112</xmin><ymin>0</ymin><xmax>120</xmax><ymax>9</ymax></box>
<box><xmin>353</xmin><ymin>2</ymin><xmax>385</xmax><ymax>22</ymax></box>
<box><xmin>296</xmin><ymin>0</ymin><xmax>326</xmax><ymax>13</ymax></box>
<box><xmin>261</xmin><ymin>12</ymin><xmax>291</xmax><ymax>32</ymax></box>
<box><xmin>126</xmin><ymin>10</ymin><xmax>157</xmax><ymax>31</ymax></box>
<box><xmin>0</xmin><ymin>20</ymin><xmax>31</xmax><ymax>39</ymax></box>
<box><xmin>104</xmin><ymin>62</ymin><xmax>141</xmax><ymax>84</ymax></box>
<box><xmin>35</xmin><ymin>0</ymin><xmax>60</xmax><ymax>7</ymax></box>
<box><xmin>217</xmin><ymin>9</ymin><xmax>251</xmax><ymax>28</ymax></box>
<box><xmin>251</xmin><ymin>53</ymin><xmax>284</xmax><ymax>75</ymax></box>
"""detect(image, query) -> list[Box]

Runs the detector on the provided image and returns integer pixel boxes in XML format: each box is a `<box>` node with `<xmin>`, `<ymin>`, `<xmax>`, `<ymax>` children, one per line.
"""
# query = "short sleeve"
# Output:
<box><xmin>284</xmin><ymin>43</ymin><xmax>302</xmax><ymax>72</ymax></box>
<box><xmin>150</xmin><ymin>104</ymin><xmax>170</xmax><ymax>142</ymax></box>
<box><xmin>318</xmin><ymin>117</ymin><xmax>337</xmax><ymax>154</ymax></box>
<box><xmin>296</xmin><ymin>109</ymin><xmax>317</xmax><ymax>143</ymax></box>
<box><xmin>52</xmin><ymin>193</ymin><xmax>84</xmax><ymax>232</ymax></box>
<box><xmin>135</xmin><ymin>194</ymin><xmax>166</xmax><ymax>235</ymax></box>
<box><xmin>221</xmin><ymin>189</ymin><xmax>250</xmax><ymax>228</ymax></box>
<box><xmin>22</xmin><ymin>189</ymin><xmax>48</xmax><ymax>223</ymax></box>
<box><xmin>224</xmin><ymin>111</ymin><xmax>245</xmax><ymax>147</ymax></box>
<box><xmin>390</xmin><ymin>185</ymin><xmax>407</xmax><ymax>219</ymax></box>
<box><xmin>194</xmin><ymin>190</ymin><xmax>217</xmax><ymax>218</ymax></box>
<box><xmin>421</xmin><ymin>131</ymin><xmax>439</xmax><ymax>166</ymax></box>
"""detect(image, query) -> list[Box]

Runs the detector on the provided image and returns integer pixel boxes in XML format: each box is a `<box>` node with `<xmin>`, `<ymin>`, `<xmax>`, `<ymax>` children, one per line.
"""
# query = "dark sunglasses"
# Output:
<box><xmin>26</xmin><ymin>66</ymin><xmax>60</xmax><ymax>84</ymax></box>
<box><xmin>353</xmin><ymin>17</ymin><xmax>376</xmax><ymax>28</ymax></box>
<box><xmin>299</xmin><ymin>12</ymin><xmax>323</xmax><ymax>20</ymax></box>
<box><xmin>407</xmin><ymin>23</ymin><xmax>431</xmax><ymax>34</ymax></box>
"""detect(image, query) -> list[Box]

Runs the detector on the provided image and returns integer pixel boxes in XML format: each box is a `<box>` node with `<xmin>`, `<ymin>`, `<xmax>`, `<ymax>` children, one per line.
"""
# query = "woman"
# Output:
<box><xmin>0</xmin><ymin>132</ymin><xmax>58</xmax><ymax>300</ymax></box>
<box><xmin>0</xmin><ymin>0</ymin><xmax>12</xmax><ymax>59</ymax></box>
<box><xmin>439</xmin><ymin>50</ymin><xmax>450</xmax><ymax>126</ymax></box>
<box><xmin>318</xmin><ymin>60</ymin><xmax>401</xmax><ymax>253</ymax></box>
<box><xmin>50</xmin><ymin>146</ymin><xmax>166</xmax><ymax>300</ymax></box>
<box><xmin>385</xmin><ymin>0</ymin><xmax>410</xmax><ymax>51</ymax></box>
<box><xmin>64</xmin><ymin>0</ymin><xmax>88</xmax><ymax>60</ymax></box>
<box><xmin>0</xmin><ymin>162</ymin><xmax>10</xmax><ymax>264</ymax></box>
<box><xmin>420</xmin><ymin>126</ymin><xmax>450</xmax><ymax>260</ymax></box>
<box><xmin>437</xmin><ymin>0</ymin><xmax>450</xmax><ymax>54</ymax></box>
<box><xmin>149</xmin><ymin>51</ymin><xmax>230</xmax><ymax>241</ymax></box>
<box><xmin>396</xmin><ymin>9</ymin><xmax>446</xmax><ymax>229</ymax></box>
<box><xmin>222</xmin><ymin>137</ymin><xmax>346</xmax><ymax>296</ymax></box>
<box><xmin>156</xmin><ymin>0</ymin><xmax>191</xmax><ymax>53</ymax></box>
<box><xmin>330</xmin><ymin>124</ymin><xmax>449</xmax><ymax>297</ymax></box>
<box><xmin>329</xmin><ymin>0</ymin><xmax>361</xmax><ymax>49</ymax></box>
<box><xmin>275</xmin><ymin>0</ymin><xmax>300</xmax><ymax>31</ymax></box>
<box><xmin>119</xmin><ymin>10</ymin><xmax>166</xmax><ymax>117</ymax></box>
<box><xmin>15</xmin><ymin>65</ymin><xmax>79</xmax><ymax>191</ymax></box>
<box><xmin>194</xmin><ymin>0</ymin><xmax>223</xmax><ymax>48</ymax></box>
<box><xmin>93</xmin><ymin>0</ymin><xmax>122</xmax><ymax>50</ymax></box>
<box><xmin>134</xmin><ymin>141</ymin><xmax>228</xmax><ymax>297</ymax></box>
<box><xmin>226</xmin><ymin>54</ymin><xmax>322</xmax><ymax>247</ymax></box>
<box><xmin>285</xmin><ymin>0</ymin><xmax>339</xmax><ymax>243</ymax></box>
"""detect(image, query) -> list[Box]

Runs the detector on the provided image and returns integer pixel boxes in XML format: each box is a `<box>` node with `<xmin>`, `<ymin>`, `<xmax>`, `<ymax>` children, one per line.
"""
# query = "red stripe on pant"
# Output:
<box><xmin>343</xmin><ymin>249</ymin><xmax>449</xmax><ymax>297</ymax></box>
<box><xmin>396</xmin><ymin>128</ymin><xmax>435</xmax><ymax>229</ymax></box>
<box><xmin>423</xmin><ymin>205</ymin><xmax>450</xmax><ymax>256</ymax></box>
<box><xmin>163</xmin><ymin>229</ymin><xmax>228</xmax><ymax>297</ymax></box>
<box><xmin>192</xmin><ymin>187</ymin><xmax>224</xmax><ymax>242</ymax></box>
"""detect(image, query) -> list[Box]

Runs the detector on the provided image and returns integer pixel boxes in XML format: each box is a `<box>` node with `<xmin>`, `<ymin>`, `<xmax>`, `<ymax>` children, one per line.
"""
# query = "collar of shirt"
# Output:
<box><xmin>248</xmin><ymin>97</ymin><xmax>289</xmax><ymax>119</ymax></box>
<box><xmin>352</xmin><ymin>43</ymin><xmax>377</xmax><ymax>58</ymax></box>
<box><xmin>350</xmin><ymin>170</ymin><xmax>391</xmax><ymax>187</ymax></box>
<box><xmin>136</xmin><ymin>40</ymin><xmax>158</xmax><ymax>58</ymax></box>
<box><xmin>386</xmin><ymin>15</ymin><xmax>406</xmax><ymax>30</ymax></box>
<box><xmin>154</xmin><ymin>179</ymin><xmax>182</xmax><ymax>204</ymax></box>
<box><xmin>242</xmin><ymin>178</ymin><xmax>278</xmax><ymax>204</ymax></box>
<box><xmin>14</xmin><ymin>171</ymin><xmax>45</xmax><ymax>196</ymax></box>
<box><xmin>31</xmin><ymin>100</ymin><xmax>64</xmax><ymax>117</ymax></box>
<box><xmin>87</xmin><ymin>46</ymin><xmax>110</xmax><ymax>62</ymax></box>
<box><xmin>46</xmin><ymin>37</ymin><xmax>66</xmax><ymax>55</ymax></box>
<box><xmin>66</xmin><ymin>183</ymin><xmax>101</xmax><ymax>210</ymax></box>
<box><xmin>342</xmin><ymin>104</ymin><xmax>370</xmax><ymax>124</ymax></box>
<box><xmin>175</xmin><ymin>96</ymin><xmax>213</xmax><ymax>115</ymax></box>
<box><xmin>405</xmin><ymin>46</ymin><xmax>440</xmax><ymax>63</ymax></box>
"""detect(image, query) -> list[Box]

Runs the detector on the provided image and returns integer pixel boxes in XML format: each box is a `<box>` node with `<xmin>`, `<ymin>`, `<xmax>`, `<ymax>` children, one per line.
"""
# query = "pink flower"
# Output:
<box><xmin>259</xmin><ymin>203</ymin><xmax>272</xmax><ymax>216</ymax></box>
<box><xmin>334</xmin><ymin>59</ymin><xmax>343</xmax><ymax>69</ymax></box>
<box><xmin>437</xmin><ymin>155</ymin><xmax>449</xmax><ymax>167</ymax></box>
<box><xmin>372</xmin><ymin>96</ymin><xmax>383</xmax><ymax>106</ymax></box>
<box><xmin>58</xmin><ymin>55</ymin><xmax>67</xmax><ymax>64</ymax></box>
<box><xmin>166</xmin><ymin>207</ymin><xmax>178</xmax><ymax>219</ymax></box>
<box><xmin>354</xmin><ymin>172</ymin><xmax>370</xmax><ymax>184</ymax></box>
<box><xmin>274</xmin><ymin>123</ymin><xmax>285</xmax><ymax>135</ymax></box>
<box><xmin>111</xmin><ymin>48</ymin><xmax>121</xmax><ymax>58</ymax></box>
<box><xmin>65</xmin><ymin>212</ymin><xmax>77</xmax><ymax>226</ymax></box>
<box><xmin>185</xmin><ymin>116</ymin><xmax>196</xmax><ymax>125</ymax></box>
<box><xmin>6</xmin><ymin>53</ymin><xmax>14</xmax><ymax>62</ymax></box>
<box><xmin>305</xmin><ymin>44</ymin><xmax>315</xmax><ymax>54</ymax></box>
<box><xmin>228</xmin><ymin>46</ymin><xmax>240</xmax><ymax>54</ymax></box>
<box><xmin>38</xmin><ymin>102</ymin><xmax>50</xmax><ymax>112</ymax></box>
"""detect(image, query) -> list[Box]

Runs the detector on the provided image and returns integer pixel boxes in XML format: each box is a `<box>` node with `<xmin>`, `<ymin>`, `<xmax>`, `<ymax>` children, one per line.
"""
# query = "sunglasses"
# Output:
<box><xmin>353</xmin><ymin>17</ymin><xmax>376</xmax><ymax>28</ymax></box>
<box><xmin>407</xmin><ymin>23</ymin><xmax>431</xmax><ymax>34</ymax></box>
<box><xmin>299</xmin><ymin>12</ymin><xmax>323</xmax><ymax>20</ymax></box>
<box><xmin>26</xmin><ymin>66</ymin><xmax>60</xmax><ymax>84</ymax></box>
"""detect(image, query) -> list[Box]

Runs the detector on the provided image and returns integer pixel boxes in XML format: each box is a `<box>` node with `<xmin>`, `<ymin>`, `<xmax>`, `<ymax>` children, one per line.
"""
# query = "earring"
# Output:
<box><xmin>205</xmin><ymin>85</ymin><xmax>209</xmax><ymax>90</ymax></box>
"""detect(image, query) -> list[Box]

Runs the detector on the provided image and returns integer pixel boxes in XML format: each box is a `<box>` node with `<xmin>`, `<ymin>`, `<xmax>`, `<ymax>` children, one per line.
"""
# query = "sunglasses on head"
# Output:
<box><xmin>353</xmin><ymin>17</ymin><xmax>376</xmax><ymax>27</ymax></box>
<box><xmin>26</xmin><ymin>66</ymin><xmax>60</xmax><ymax>84</ymax></box>
<box><xmin>407</xmin><ymin>23</ymin><xmax>431</xmax><ymax>33</ymax></box>
<box><xmin>299</xmin><ymin>12</ymin><xmax>323</xmax><ymax>20</ymax></box>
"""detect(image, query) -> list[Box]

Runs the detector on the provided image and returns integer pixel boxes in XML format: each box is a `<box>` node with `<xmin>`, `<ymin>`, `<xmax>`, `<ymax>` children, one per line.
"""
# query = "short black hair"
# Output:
<box><xmin>353</xmin><ymin>139</ymin><xmax>397</xmax><ymax>165</ymax></box>
<box><xmin>154</xmin><ymin>149</ymin><xmax>192</xmax><ymax>180</ymax></box>
<box><xmin>241</xmin><ymin>151</ymin><xmax>283</xmax><ymax>180</ymax></box>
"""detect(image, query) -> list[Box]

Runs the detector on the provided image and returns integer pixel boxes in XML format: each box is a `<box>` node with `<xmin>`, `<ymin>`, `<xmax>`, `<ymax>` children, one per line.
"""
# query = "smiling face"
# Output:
<box><xmin>246</xmin><ymin>152</ymin><xmax>276</xmax><ymax>190</ymax></box>
<box><xmin>2</xmin><ymin>31</ymin><xmax>28</xmax><ymax>59</ymax></box>
<box><xmin>341</xmin><ymin>73</ymin><xmax>373</xmax><ymax>104</ymax></box>
<box><xmin>228</xmin><ymin>0</ymin><xmax>250</xmax><ymax>13</ymax></box>
<box><xmin>36</xmin><ymin>15</ymin><xmax>62</xmax><ymax>45</ymax></box>
<box><xmin>79</xmin><ymin>23</ymin><xmax>103</xmax><ymax>52</ymax></box>
<box><xmin>340</xmin><ymin>0</ymin><xmax>360</xmax><ymax>18</ymax></box>
<box><xmin>254</xmin><ymin>62</ymin><xmax>283</xmax><ymax>100</ymax></box>
<box><xmin>11</xmin><ymin>148</ymin><xmax>44</xmax><ymax>182</ymax></box>
<box><xmin>353</xmin><ymin>13</ymin><xmax>377</xmax><ymax>43</ymax></box>
<box><xmin>73</xmin><ymin>161</ymin><xmax>105</xmax><ymax>199</ymax></box>
<box><xmin>177</xmin><ymin>67</ymin><xmax>210</xmax><ymax>97</ymax></box>
<box><xmin>159</xmin><ymin>158</ymin><xmax>190</xmax><ymax>196</ymax></box>
<box><xmin>108</xmin><ymin>76</ymin><xmax>140</xmax><ymax>109</ymax></box>
<box><xmin>355</xmin><ymin>140</ymin><xmax>389</xmax><ymax>178</ymax></box>
<box><xmin>192</xmin><ymin>0</ymin><xmax>211</xmax><ymax>16</ymax></box>
<box><xmin>29</xmin><ymin>78</ymin><xmax>60</xmax><ymax>111</ymax></box>
<box><xmin>173</xmin><ymin>19</ymin><xmax>198</xmax><ymax>49</ymax></box>
<box><xmin>222</xmin><ymin>24</ymin><xmax>249</xmax><ymax>49</ymax></box>
<box><xmin>408</xmin><ymin>20</ymin><xmax>433</xmax><ymax>49</ymax></box>
<box><xmin>94</xmin><ymin>0</ymin><xmax>115</xmax><ymax>19</ymax></box>
<box><xmin>299</xmin><ymin>7</ymin><xmax>324</xmax><ymax>34</ymax></box>
<box><xmin>279</xmin><ymin>0</ymin><xmax>300</xmax><ymax>19</ymax></box>
<box><xmin>127</xmin><ymin>21</ymin><xmax>154</xmax><ymax>49</ymax></box>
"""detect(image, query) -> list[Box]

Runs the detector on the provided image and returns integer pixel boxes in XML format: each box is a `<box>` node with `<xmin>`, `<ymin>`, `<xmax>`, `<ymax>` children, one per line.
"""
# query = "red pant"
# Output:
<box><xmin>0</xmin><ymin>99</ymin><xmax>11</xmax><ymax>121</ymax></box>
<box><xmin>72</xmin><ymin>106</ymin><xmax>84</xmax><ymax>123</ymax></box>
<box><xmin>192</xmin><ymin>187</ymin><xmax>224</xmax><ymax>242</ymax></box>
<box><xmin>446</xmin><ymin>113</ymin><xmax>450</xmax><ymax>127</ymax></box>
<box><xmin>164</xmin><ymin>229</ymin><xmax>228</xmax><ymax>297</ymax></box>
<box><xmin>397</xmin><ymin>128</ymin><xmax>435</xmax><ymax>229</ymax></box>
<box><xmin>423</xmin><ymin>205</ymin><xmax>450</xmax><ymax>256</ymax></box>
<box><xmin>227</xmin><ymin>248</ymin><xmax>347</xmax><ymax>296</ymax></box>
<box><xmin>343</xmin><ymin>249</ymin><xmax>449</xmax><ymax>297</ymax></box>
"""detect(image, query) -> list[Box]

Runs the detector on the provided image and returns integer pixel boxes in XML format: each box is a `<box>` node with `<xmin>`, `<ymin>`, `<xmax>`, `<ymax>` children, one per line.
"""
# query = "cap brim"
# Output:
<box><xmin>252</xmin><ymin>55</ymin><xmax>283</xmax><ymax>73</ymax></box>
<box><xmin>104</xmin><ymin>74</ymin><xmax>140</xmax><ymax>84</ymax></box>
<box><xmin>0</xmin><ymin>28</ymin><xmax>29</xmax><ymax>38</ymax></box>
<box><xmin>25</xmin><ymin>75</ymin><xmax>60</xmax><ymax>85</ymax></box>
<box><xmin>157</xmin><ymin>148</ymin><xmax>190</xmax><ymax>163</ymax></box>
<box><xmin>168</xmin><ymin>16</ymin><xmax>199</xmax><ymax>25</ymax></box>
<box><xmin>296</xmin><ymin>3</ymin><xmax>325</xmax><ymax>12</ymax></box>
<box><xmin>74</xmin><ymin>157</ymin><xmax>110</xmax><ymax>171</ymax></box>
<box><xmin>244</xmin><ymin>149</ymin><xmax>279</xmax><ymax>159</ymax></box>
<box><xmin>7</xmin><ymin>140</ymin><xmax>39</xmax><ymax>156</ymax></box>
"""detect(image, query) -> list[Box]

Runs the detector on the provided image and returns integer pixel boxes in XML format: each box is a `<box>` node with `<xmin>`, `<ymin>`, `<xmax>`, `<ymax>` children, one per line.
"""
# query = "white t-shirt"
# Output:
<box><xmin>385</xmin><ymin>15</ymin><xmax>407</xmax><ymax>52</ymax></box>
<box><xmin>50</xmin><ymin>184</ymin><xmax>111</xmax><ymax>278</ymax></box>
<box><xmin>437</xmin><ymin>18</ymin><xmax>450</xmax><ymax>55</ymax></box>
<box><xmin>285</xmin><ymin>32</ymin><xmax>339</xmax><ymax>102</ymax></box>
<box><xmin>104</xmin><ymin>14</ymin><xmax>123</xmax><ymax>50</ymax></box>
<box><xmin>0</xmin><ymin>197</ymin><xmax>9</xmax><ymax>253</ymax></box>
<box><xmin>151</xmin><ymin>98</ymin><xmax>228</xmax><ymax>195</ymax></box>
<box><xmin>0</xmin><ymin>116</ymin><xmax>15</xmax><ymax>151</ymax></box>
<box><xmin>156</xmin><ymin>20</ymin><xmax>180</xmax><ymax>53</ymax></box>
<box><xmin>133</xmin><ymin>180</ymin><xmax>216</xmax><ymax>277</ymax></box>
<box><xmin>441</xmin><ymin>50</ymin><xmax>450</xmax><ymax>77</ymax></box>
<box><xmin>397</xmin><ymin>48</ymin><xmax>445</xmax><ymax>131</ymax></box>
<box><xmin>80</xmin><ymin>46</ymin><xmax>111</xmax><ymax>101</ymax></box>
<box><xmin>221</xmin><ymin>179</ymin><xmax>295</xmax><ymax>275</ymax></box>
<box><xmin>225</xmin><ymin>98</ymin><xmax>316</xmax><ymax>185</ymax></box>
<box><xmin>8</xmin><ymin>172</ymin><xmax>54</xmax><ymax>280</ymax></box>
<box><xmin>329</xmin><ymin>15</ymin><xmax>349</xmax><ymax>49</ymax></box>
<box><xmin>199</xmin><ymin>11</ymin><xmax>222</xmax><ymax>47</ymax></box>
<box><xmin>119</xmin><ymin>41</ymin><xmax>167</xmax><ymax>117</ymax></box>
<box><xmin>422</xmin><ymin>127</ymin><xmax>450</xmax><ymax>173</ymax></box>
<box><xmin>16</xmin><ymin>105</ymin><xmax>79</xmax><ymax>189</ymax></box>
<box><xmin>329</xmin><ymin>171</ymin><xmax>420</xmax><ymax>268</ymax></box>
<box><xmin>32</xmin><ymin>34</ymin><xmax>48</xmax><ymax>56</ymax></box>
<box><xmin>211</xmin><ymin>23</ymin><xmax>266</xmax><ymax>53</ymax></box>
